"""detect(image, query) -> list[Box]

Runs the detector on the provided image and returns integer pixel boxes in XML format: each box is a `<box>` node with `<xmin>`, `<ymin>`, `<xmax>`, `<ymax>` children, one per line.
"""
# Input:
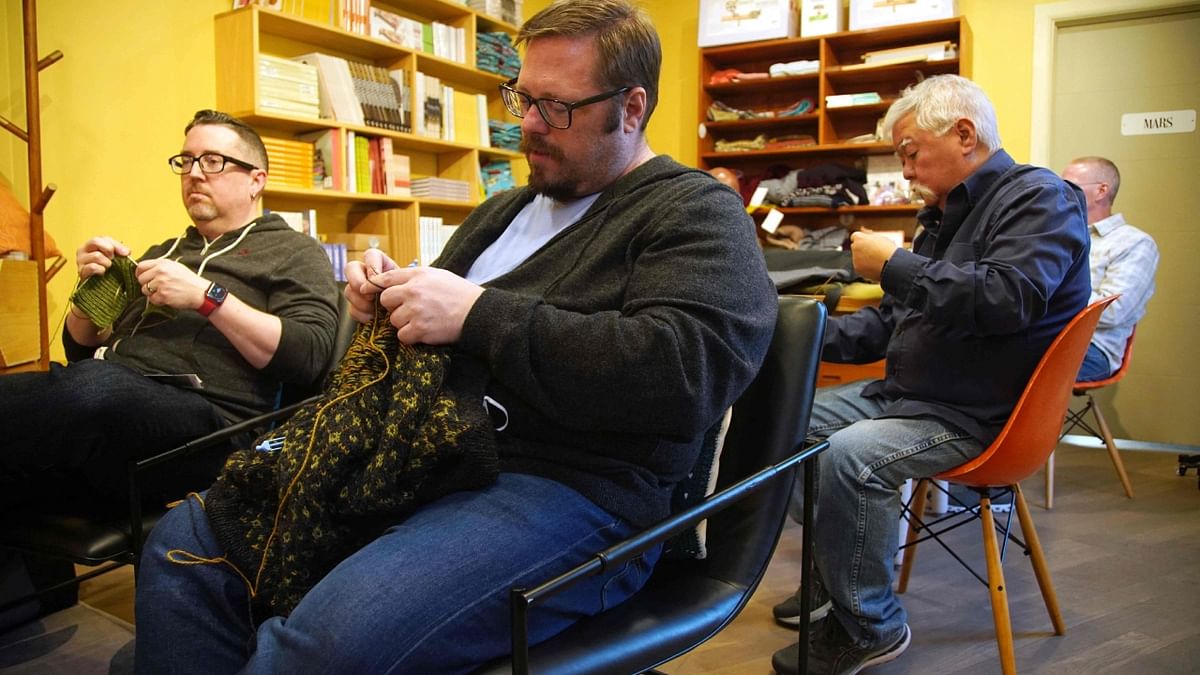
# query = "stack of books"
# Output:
<box><xmin>476</xmin><ymin>32</ymin><xmax>521</xmax><ymax>79</ymax></box>
<box><xmin>411</xmin><ymin>177</ymin><xmax>472</xmax><ymax>201</ymax></box>
<box><xmin>261</xmin><ymin>136</ymin><xmax>316</xmax><ymax>189</ymax></box>
<box><xmin>467</xmin><ymin>0</ymin><xmax>522</xmax><ymax>26</ymax></box>
<box><xmin>488</xmin><ymin>120</ymin><xmax>521</xmax><ymax>151</ymax></box>
<box><xmin>257</xmin><ymin>54</ymin><xmax>319</xmax><ymax>118</ymax></box>
<box><xmin>481</xmin><ymin>160</ymin><xmax>515</xmax><ymax>198</ymax></box>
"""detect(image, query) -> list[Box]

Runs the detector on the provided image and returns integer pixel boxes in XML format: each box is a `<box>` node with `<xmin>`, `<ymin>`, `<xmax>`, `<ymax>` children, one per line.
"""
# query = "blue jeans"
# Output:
<box><xmin>1076</xmin><ymin>342</ymin><xmax>1111</xmax><ymax>382</ymax></box>
<box><xmin>134</xmin><ymin>472</ymin><xmax>659</xmax><ymax>674</ymax></box>
<box><xmin>798</xmin><ymin>380</ymin><xmax>983</xmax><ymax>646</ymax></box>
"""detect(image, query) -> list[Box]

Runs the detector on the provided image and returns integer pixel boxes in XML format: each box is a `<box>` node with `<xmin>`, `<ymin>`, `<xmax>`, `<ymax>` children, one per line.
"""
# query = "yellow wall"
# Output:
<box><xmin>1</xmin><ymin>0</ymin><xmax>1061</xmax><ymax>363</ymax></box>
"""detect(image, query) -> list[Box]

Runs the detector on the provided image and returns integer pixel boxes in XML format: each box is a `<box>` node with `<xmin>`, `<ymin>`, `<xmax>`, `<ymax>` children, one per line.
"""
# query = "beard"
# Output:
<box><xmin>521</xmin><ymin>136</ymin><xmax>581</xmax><ymax>202</ymax></box>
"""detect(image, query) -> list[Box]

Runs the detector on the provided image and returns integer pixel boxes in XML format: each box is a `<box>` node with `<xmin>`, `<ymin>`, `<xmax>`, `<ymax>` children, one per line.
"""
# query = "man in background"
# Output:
<box><xmin>770</xmin><ymin>75</ymin><xmax>1090</xmax><ymax>674</ymax></box>
<box><xmin>1061</xmin><ymin>155</ymin><xmax>1158</xmax><ymax>381</ymax></box>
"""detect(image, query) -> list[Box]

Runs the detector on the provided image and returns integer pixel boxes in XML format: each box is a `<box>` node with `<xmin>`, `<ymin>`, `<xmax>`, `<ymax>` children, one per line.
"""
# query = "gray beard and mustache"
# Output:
<box><xmin>908</xmin><ymin>182</ymin><xmax>936</xmax><ymax>205</ymax></box>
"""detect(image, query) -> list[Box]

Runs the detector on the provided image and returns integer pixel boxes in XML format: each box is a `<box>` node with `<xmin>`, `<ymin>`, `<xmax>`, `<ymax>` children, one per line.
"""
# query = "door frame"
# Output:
<box><xmin>1029</xmin><ymin>0</ymin><xmax>1200</xmax><ymax>167</ymax></box>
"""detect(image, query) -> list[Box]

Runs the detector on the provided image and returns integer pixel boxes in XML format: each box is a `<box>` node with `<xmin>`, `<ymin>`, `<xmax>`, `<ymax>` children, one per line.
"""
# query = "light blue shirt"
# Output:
<box><xmin>465</xmin><ymin>192</ymin><xmax>601</xmax><ymax>284</ymax></box>
<box><xmin>1088</xmin><ymin>212</ymin><xmax>1159</xmax><ymax>371</ymax></box>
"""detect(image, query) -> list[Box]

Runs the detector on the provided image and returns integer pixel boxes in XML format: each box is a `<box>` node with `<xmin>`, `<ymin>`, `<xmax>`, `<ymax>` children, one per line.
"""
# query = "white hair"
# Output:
<box><xmin>882</xmin><ymin>75</ymin><xmax>1001</xmax><ymax>152</ymax></box>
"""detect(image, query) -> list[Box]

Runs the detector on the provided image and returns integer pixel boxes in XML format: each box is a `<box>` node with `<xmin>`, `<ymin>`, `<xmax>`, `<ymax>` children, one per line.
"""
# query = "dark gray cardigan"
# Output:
<box><xmin>438</xmin><ymin>155</ymin><xmax>777</xmax><ymax>527</ymax></box>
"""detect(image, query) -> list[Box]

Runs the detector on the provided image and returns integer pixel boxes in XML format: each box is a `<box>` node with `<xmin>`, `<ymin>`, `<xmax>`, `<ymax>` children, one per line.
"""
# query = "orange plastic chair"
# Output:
<box><xmin>1044</xmin><ymin>328</ymin><xmax>1137</xmax><ymax>507</ymax></box>
<box><xmin>895</xmin><ymin>296</ymin><xmax>1117</xmax><ymax>675</ymax></box>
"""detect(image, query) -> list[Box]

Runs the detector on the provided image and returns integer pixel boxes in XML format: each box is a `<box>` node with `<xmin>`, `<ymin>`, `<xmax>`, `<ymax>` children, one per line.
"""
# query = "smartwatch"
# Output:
<box><xmin>198</xmin><ymin>281</ymin><xmax>228</xmax><ymax>318</ymax></box>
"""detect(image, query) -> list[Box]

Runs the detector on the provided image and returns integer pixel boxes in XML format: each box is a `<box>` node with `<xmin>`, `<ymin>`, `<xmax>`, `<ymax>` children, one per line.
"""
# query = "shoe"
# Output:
<box><xmin>772</xmin><ymin>575</ymin><xmax>832</xmax><ymax>628</ymax></box>
<box><xmin>771</xmin><ymin>617</ymin><xmax>911</xmax><ymax>675</ymax></box>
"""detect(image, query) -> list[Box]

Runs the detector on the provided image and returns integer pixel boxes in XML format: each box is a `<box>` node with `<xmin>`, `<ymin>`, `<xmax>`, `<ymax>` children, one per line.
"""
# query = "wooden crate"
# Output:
<box><xmin>0</xmin><ymin>259</ymin><xmax>42</xmax><ymax>368</ymax></box>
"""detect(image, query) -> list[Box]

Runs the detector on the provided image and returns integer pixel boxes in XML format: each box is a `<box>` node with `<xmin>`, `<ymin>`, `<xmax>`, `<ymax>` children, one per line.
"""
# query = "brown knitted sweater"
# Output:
<box><xmin>202</xmin><ymin>307</ymin><xmax>498</xmax><ymax>619</ymax></box>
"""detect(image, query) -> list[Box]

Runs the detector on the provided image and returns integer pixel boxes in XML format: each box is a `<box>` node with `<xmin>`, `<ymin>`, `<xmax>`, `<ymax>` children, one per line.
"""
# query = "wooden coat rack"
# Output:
<box><xmin>1</xmin><ymin>0</ymin><xmax>62</xmax><ymax>371</ymax></box>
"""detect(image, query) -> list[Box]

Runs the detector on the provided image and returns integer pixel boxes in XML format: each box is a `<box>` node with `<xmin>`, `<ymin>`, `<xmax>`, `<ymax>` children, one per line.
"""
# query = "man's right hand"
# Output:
<box><xmin>76</xmin><ymin>236</ymin><xmax>131</xmax><ymax>280</ymax></box>
<box><xmin>344</xmin><ymin>249</ymin><xmax>399</xmax><ymax>324</ymax></box>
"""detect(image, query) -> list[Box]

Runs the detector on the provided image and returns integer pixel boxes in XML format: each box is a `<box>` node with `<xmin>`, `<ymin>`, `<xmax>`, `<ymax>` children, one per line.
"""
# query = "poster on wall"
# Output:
<box><xmin>697</xmin><ymin>0</ymin><xmax>800</xmax><ymax>48</ymax></box>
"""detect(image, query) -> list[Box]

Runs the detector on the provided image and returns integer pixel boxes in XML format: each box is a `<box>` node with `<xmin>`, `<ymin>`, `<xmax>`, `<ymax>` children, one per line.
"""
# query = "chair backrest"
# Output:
<box><xmin>1074</xmin><ymin>326</ymin><xmax>1136</xmax><ymax>392</ymax></box>
<box><xmin>939</xmin><ymin>296</ymin><xmax>1118</xmax><ymax>487</ymax></box>
<box><xmin>279</xmin><ymin>288</ymin><xmax>357</xmax><ymax>407</ymax></box>
<box><xmin>475</xmin><ymin>295</ymin><xmax>827</xmax><ymax>674</ymax></box>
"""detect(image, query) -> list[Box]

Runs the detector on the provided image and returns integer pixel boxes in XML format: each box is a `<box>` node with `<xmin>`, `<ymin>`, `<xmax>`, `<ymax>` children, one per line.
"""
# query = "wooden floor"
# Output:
<box><xmin>79</xmin><ymin>443</ymin><xmax>1200</xmax><ymax>673</ymax></box>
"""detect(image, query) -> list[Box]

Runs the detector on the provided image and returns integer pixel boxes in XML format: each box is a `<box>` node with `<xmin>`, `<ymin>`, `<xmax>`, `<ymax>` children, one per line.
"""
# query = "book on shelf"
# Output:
<box><xmin>862</xmin><ymin>41</ymin><xmax>955</xmax><ymax>66</ymax></box>
<box><xmin>370</xmin><ymin>6</ymin><xmax>424</xmax><ymax>50</ymax></box>
<box><xmin>388</xmin><ymin>69</ymin><xmax>413</xmax><ymax>133</ymax></box>
<box><xmin>379</xmin><ymin>137</ymin><xmax>412</xmax><ymax>197</ymax></box>
<box><xmin>267</xmin><ymin>208</ymin><xmax>319</xmax><ymax>240</ymax></box>
<box><xmin>414</xmin><ymin>72</ymin><xmax>443</xmax><ymax>139</ymax></box>
<box><xmin>354</xmin><ymin>133</ymin><xmax>371</xmax><ymax>194</ymax></box>
<box><xmin>411</xmin><ymin>176</ymin><xmax>472</xmax><ymax>201</ymax></box>
<box><xmin>321</xmin><ymin>243</ymin><xmax>348</xmax><ymax>282</ymax></box>
<box><xmin>293</xmin><ymin>52</ymin><xmax>364</xmax><ymax>125</ymax></box>
<box><xmin>297</xmin><ymin>129</ymin><xmax>343</xmax><ymax>191</ymax></box>
<box><xmin>345</xmin><ymin>130</ymin><xmax>357</xmax><ymax>193</ymax></box>
<box><xmin>468</xmin><ymin>0</ymin><xmax>523</xmax><ymax>27</ymax></box>
<box><xmin>418</xmin><ymin>215</ymin><xmax>454</xmax><ymax>266</ymax></box>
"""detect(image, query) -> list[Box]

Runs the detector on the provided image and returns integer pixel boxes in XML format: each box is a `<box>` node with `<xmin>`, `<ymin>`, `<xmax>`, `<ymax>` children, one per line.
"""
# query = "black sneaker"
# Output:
<box><xmin>771</xmin><ymin>617</ymin><xmax>911</xmax><ymax>675</ymax></box>
<box><xmin>772</xmin><ymin>574</ymin><xmax>832</xmax><ymax>628</ymax></box>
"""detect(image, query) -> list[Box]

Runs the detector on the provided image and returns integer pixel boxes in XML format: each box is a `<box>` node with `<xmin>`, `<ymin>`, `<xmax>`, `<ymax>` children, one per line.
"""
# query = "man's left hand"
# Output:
<box><xmin>375</xmin><ymin>266</ymin><xmax>485</xmax><ymax>345</ymax></box>
<box><xmin>136</xmin><ymin>258</ymin><xmax>208</xmax><ymax>310</ymax></box>
<box><xmin>849</xmin><ymin>231</ymin><xmax>899</xmax><ymax>282</ymax></box>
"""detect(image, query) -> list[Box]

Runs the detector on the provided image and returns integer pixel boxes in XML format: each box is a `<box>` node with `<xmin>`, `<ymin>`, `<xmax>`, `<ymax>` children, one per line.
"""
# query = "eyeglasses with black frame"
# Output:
<box><xmin>499</xmin><ymin>78</ymin><xmax>632</xmax><ymax>130</ymax></box>
<box><xmin>168</xmin><ymin>153</ymin><xmax>259</xmax><ymax>175</ymax></box>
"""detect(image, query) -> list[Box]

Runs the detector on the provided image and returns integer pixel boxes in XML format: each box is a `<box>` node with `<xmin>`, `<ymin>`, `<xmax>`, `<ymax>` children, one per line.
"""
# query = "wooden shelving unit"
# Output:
<box><xmin>213</xmin><ymin>3</ymin><xmax>521</xmax><ymax>252</ymax></box>
<box><xmin>698</xmin><ymin>17</ymin><xmax>971</xmax><ymax>236</ymax></box>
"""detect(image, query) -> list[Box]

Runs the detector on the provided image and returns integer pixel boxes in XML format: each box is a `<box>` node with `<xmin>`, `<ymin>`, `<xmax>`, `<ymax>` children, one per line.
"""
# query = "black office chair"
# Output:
<box><xmin>0</xmin><ymin>291</ymin><xmax>357</xmax><ymax>613</ymax></box>
<box><xmin>477</xmin><ymin>294</ymin><xmax>828</xmax><ymax>675</ymax></box>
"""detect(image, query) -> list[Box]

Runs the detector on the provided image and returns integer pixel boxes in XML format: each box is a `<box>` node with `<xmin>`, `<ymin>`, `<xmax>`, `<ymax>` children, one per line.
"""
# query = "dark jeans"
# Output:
<box><xmin>0</xmin><ymin>359</ymin><xmax>230</xmax><ymax>509</ymax></box>
<box><xmin>1076</xmin><ymin>342</ymin><xmax>1112</xmax><ymax>382</ymax></box>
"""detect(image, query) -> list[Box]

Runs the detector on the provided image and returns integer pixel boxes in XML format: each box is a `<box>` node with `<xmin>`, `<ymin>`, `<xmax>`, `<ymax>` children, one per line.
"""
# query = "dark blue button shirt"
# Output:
<box><xmin>823</xmin><ymin>149</ymin><xmax>1091</xmax><ymax>443</ymax></box>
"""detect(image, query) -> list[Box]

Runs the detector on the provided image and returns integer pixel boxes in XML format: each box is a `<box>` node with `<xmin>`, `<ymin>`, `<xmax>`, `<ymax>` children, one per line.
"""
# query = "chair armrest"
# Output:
<box><xmin>132</xmin><ymin>395</ymin><xmax>319</xmax><ymax>474</ymax></box>
<box><xmin>122</xmin><ymin>394</ymin><xmax>321</xmax><ymax>552</ymax></box>
<box><xmin>507</xmin><ymin>438</ymin><xmax>830</xmax><ymax>675</ymax></box>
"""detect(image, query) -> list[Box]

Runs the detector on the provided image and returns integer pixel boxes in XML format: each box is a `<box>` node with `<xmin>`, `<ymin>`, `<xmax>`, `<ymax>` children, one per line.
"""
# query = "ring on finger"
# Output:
<box><xmin>146</xmin><ymin>284</ymin><xmax>157</xmax><ymax>294</ymax></box>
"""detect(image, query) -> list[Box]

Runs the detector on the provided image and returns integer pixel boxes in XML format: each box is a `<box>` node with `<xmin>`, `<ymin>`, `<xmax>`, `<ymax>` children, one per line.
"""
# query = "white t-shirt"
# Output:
<box><xmin>465</xmin><ymin>192</ymin><xmax>601</xmax><ymax>285</ymax></box>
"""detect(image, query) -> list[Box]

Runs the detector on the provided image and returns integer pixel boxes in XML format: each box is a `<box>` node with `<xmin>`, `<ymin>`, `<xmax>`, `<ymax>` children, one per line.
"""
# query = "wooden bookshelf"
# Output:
<box><xmin>213</xmin><ymin>3</ymin><xmax>523</xmax><ymax>259</ymax></box>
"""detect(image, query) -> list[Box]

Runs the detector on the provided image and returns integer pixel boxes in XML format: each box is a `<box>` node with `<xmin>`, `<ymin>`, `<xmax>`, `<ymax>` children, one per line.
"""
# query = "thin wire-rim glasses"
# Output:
<box><xmin>168</xmin><ymin>152</ymin><xmax>259</xmax><ymax>175</ymax></box>
<box><xmin>499</xmin><ymin>78</ymin><xmax>631</xmax><ymax>130</ymax></box>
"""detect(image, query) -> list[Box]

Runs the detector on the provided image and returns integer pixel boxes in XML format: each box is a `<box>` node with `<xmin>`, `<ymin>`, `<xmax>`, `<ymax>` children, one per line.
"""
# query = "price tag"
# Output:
<box><xmin>760</xmin><ymin>208</ymin><xmax>784</xmax><ymax>234</ymax></box>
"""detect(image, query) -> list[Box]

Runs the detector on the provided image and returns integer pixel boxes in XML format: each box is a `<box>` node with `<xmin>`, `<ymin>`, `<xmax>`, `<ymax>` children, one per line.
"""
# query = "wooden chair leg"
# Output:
<box><xmin>1014</xmin><ymin>484</ymin><xmax>1066</xmax><ymax>635</ymax></box>
<box><xmin>1044</xmin><ymin>450</ymin><xmax>1055</xmax><ymax>510</ymax></box>
<box><xmin>897</xmin><ymin>478</ymin><xmax>930</xmax><ymax>594</ymax></box>
<box><xmin>1089</xmin><ymin>398</ymin><xmax>1134</xmax><ymax>499</ymax></box>
<box><xmin>979</xmin><ymin>494</ymin><xmax>1017</xmax><ymax>675</ymax></box>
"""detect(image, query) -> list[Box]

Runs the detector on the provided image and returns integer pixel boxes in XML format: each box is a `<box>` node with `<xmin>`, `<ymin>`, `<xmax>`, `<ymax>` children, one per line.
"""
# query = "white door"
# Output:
<box><xmin>1049</xmin><ymin>6</ymin><xmax>1200</xmax><ymax>445</ymax></box>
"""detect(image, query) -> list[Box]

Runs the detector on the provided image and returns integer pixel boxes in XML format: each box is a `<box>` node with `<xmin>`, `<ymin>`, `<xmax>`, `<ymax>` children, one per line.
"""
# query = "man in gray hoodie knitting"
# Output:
<box><xmin>0</xmin><ymin>109</ymin><xmax>339</xmax><ymax>509</ymax></box>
